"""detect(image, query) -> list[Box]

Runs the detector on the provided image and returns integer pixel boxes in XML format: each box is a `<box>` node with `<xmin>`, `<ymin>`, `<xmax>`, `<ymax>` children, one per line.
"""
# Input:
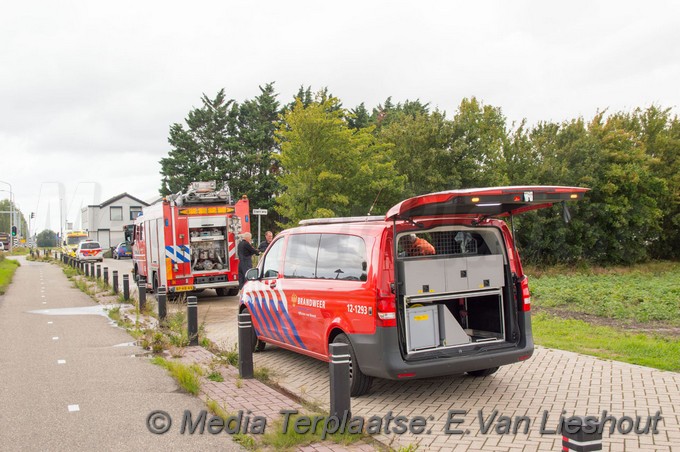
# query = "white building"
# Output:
<box><xmin>81</xmin><ymin>193</ymin><xmax>149</xmax><ymax>248</ymax></box>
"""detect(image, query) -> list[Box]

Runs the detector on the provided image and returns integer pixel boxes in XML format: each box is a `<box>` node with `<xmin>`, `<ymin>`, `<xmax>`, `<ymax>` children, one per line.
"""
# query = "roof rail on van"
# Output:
<box><xmin>299</xmin><ymin>216</ymin><xmax>385</xmax><ymax>226</ymax></box>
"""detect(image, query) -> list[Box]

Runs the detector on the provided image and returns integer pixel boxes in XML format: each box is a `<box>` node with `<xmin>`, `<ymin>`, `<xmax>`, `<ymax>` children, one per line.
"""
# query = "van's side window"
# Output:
<box><xmin>316</xmin><ymin>234</ymin><xmax>367</xmax><ymax>281</ymax></box>
<box><xmin>284</xmin><ymin>234</ymin><xmax>320</xmax><ymax>279</ymax></box>
<box><xmin>261</xmin><ymin>238</ymin><xmax>284</xmax><ymax>278</ymax></box>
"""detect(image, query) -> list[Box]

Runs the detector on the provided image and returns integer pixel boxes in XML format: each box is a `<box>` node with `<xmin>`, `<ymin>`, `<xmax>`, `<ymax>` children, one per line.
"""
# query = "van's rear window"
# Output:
<box><xmin>81</xmin><ymin>242</ymin><xmax>100</xmax><ymax>250</ymax></box>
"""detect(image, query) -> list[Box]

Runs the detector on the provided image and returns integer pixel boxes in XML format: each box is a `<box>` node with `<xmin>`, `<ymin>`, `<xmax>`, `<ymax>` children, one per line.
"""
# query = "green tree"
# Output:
<box><xmin>640</xmin><ymin>106</ymin><xmax>680</xmax><ymax>259</ymax></box>
<box><xmin>447</xmin><ymin>97</ymin><xmax>509</xmax><ymax>188</ymax></box>
<box><xmin>276</xmin><ymin>95</ymin><xmax>404</xmax><ymax>226</ymax></box>
<box><xmin>231</xmin><ymin>83</ymin><xmax>281</xmax><ymax>229</ymax></box>
<box><xmin>0</xmin><ymin>199</ymin><xmax>27</xmax><ymax>238</ymax></box>
<box><xmin>36</xmin><ymin>229</ymin><xmax>58</xmax><ymax>247</ymax></box>
<box><xmin>159</xmin><ymin>89</ymin><xmax>238</xmax><ymax>195</ymax></box>
<box><xmin>378</xmin><ymin>110</ymin><xmax>453</xmax><ymax>197</ymax></box>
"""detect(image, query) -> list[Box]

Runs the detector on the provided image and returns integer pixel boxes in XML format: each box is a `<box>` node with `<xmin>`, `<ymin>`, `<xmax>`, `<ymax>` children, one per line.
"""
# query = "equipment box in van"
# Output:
<box><xmin>240</xmin><ymin>186</ymin><xmax>588</xmax><ymax>396</ymax></box>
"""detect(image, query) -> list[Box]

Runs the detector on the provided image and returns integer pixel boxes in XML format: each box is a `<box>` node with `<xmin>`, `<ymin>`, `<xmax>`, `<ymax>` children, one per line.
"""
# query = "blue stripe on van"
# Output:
<box><xmin>266</xmin><ymin>294</ymin><xmax>294</xmax><ymax>346</ymax></box>
<box><xmin>246</xmin><ymin>299</ymin><xmax>265</xmax><ymax>338</ymax></box>
<box><xmin>278</xmin><ymin>299</ymin><xmax>306</xmax><ymax>350</ymax></box>
<box><xmin>252</xmin><ymin>296</ymin><xmax>275</xmax><ymax>340</ymax></box>
<box><xmin>260</xmin><ymin>292</ymin><xmax>285</xmax><ymax>343</ymax></box>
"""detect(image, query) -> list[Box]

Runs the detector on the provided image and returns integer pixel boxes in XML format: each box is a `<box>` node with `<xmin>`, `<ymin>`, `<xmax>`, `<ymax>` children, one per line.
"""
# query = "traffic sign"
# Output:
<box><xmin>252</xmin><ymin>209</ymin><xmax>268</xmax><ymax>215</ymax></box>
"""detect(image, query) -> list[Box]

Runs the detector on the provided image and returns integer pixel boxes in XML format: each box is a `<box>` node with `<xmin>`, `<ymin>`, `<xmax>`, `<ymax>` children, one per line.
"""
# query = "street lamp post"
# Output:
<box><xmin>0</xmin><ymin>181</ymin><xmax>13</xmax><ymax>251</ymax></box>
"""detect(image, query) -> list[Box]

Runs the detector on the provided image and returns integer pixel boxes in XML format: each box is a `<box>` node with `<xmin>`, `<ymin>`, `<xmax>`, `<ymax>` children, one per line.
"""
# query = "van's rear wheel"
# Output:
<box><xmin>333</xmin><ymin>333</ymin><xmax>373</xmax><ymax>397</ymax></box>
<box><xmin>467</xmin><ymin>367</ymin><xmax>499</xmax><ymax>377</ymax></box>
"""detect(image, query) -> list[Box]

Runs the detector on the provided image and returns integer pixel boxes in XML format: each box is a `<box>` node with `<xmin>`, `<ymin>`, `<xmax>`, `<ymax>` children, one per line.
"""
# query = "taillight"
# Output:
<box><xmin>520</xmin><ymin>276</ymin><xmax>531</xmax><ymax>312</ymax></box>
<box><xmin>376</xmin><ymin>291</ymin><xmax>396</xmax><ymax>327</ymax></box>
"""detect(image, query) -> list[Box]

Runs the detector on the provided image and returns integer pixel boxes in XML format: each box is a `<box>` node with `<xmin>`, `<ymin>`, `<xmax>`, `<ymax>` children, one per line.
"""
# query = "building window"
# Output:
<box><xmin>130</xmin><ymin>206</ymin><xmax>143</xmax><ymax>220</ymax></box>
<box><xmin>110</xmin><ymin>206</ymin><xmax>123</xmax><ymax>221</ymax></box>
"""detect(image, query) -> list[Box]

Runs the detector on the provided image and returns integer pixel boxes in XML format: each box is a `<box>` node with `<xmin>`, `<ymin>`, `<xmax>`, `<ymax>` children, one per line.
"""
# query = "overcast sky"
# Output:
<box><xmin>2</xmin><ymin>0</ymin><xmax>679</xmax><ymax>235</ymax></box>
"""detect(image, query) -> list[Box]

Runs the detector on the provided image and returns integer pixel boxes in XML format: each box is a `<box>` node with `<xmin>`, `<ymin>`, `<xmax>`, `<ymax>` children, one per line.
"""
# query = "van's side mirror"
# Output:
<box><xmin>245</xmin><ymin>268</ymin><xmax>260</xmax><ymax>281</ymax></box>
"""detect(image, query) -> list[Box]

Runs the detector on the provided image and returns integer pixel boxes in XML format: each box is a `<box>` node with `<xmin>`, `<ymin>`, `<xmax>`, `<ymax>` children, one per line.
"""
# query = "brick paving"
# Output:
<box><xmin>198</xmin><ymin>298</ymin><xmax>680</xmax><ymax>451</ymax></box>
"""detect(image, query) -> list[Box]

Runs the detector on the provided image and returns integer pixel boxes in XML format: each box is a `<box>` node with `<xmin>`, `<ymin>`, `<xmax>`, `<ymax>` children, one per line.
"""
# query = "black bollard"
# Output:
<box><xmin>329</xmin><ymin>342</ymin><xmax>352</xmax><ymax>419</ymax></box>
<box><xmin>238</xmin><ymin>312</ymin><xmax>254</xmax><ymax>378</ymax></box>
<box><xmin>562</xmin><ymin>416</ymin><xmax>602</xmax><ymax>451</ymax></box>
<box><xmin>187</xmin><ymin>296</ymin><xmax>198</xmax><ymax>346</ymax></box>
<box><xmin>138</xmin><ymin>279</ymin><xmax>146</xmax><ymax>312</ymax></box>
<box><xmin>85</xmin><ymin>262</ymin><xmax>89</xmax><ymax>277</ymax></box>
<box><xmin>157</xmin><ymin>286</ymin><xmax>167</xmax><ymax>322</ymax></box>
<box><xmin>112</xmin><ymin>270</ymin><xmax>118</xmax><ymax>294</ymax></box>
<box><xmin>90</xmin><ymin>263</ymin><xmax>95</xmax><ymax>279</ymax></box>
<box><xmin>123</xmin><ymin>274</ymin><xmax>130</xmax><ymax>301</ymax></box>
<box><xmin>103</xmin><ymin>267</ymin><xmax>108</xmax><ymax>286</ymax></box>
<box><xmin>96</xmin><ymin>264</ymin><xmax>101</xmax><ymax>280</ymax></box>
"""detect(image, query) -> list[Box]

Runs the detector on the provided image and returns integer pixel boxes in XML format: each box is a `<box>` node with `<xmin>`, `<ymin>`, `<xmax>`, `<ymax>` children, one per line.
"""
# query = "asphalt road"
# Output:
<box><xmin>0</xmin><ymin>256</ymin><xmax>242</xmax><ymax>451</ymax></box>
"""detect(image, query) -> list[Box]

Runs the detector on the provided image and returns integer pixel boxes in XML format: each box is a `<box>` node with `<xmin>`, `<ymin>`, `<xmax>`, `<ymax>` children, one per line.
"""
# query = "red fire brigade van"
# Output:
<box><xmin>130</xmin><ymin>181</ymin><xmax>250</xmax><ymax>296</ymax></box>
<box><xmin>240</xmin><ymin>186</ymin><xmax>588</xmax><ymax>396</ymax></box>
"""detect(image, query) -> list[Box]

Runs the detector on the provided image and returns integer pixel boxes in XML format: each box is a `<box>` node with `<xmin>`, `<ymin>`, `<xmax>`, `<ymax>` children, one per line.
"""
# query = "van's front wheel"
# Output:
<box><xmin>333</xmin><ymin>333</ymin><xmax>373</xmax><ymax>397</ymax></box>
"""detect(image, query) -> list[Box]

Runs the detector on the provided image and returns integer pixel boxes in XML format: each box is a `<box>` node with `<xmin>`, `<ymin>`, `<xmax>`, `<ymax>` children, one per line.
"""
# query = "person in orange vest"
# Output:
<box><xmin>402</xmin><ymin>233</ymin><xmax>436</xmax><ymax>256</ymax></box>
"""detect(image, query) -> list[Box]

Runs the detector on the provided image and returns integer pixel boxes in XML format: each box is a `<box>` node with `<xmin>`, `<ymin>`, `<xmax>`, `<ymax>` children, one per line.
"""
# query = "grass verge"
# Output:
<box><xmin>259</xmin><ymin>413</ymin><xmax>364</xmax><ymax>450</ymax></box>
<box><xmin>533</xmin><ymin>312</ymin><xmax>680</xmax><ymax>372</ymax></box>
<box><xmin>527</xmin><ymin>261</ymin><xmax>680</xmax><ymax>323</ymax></box>
<box><xmin>150</xmin><ymin>356</ymin><xmax>203</xmax><ymax>395</ymax></box>
<box><xmin>0</xmin><ymin>256</ymin><xmax>20</xmax><ymax>294</ymax></box>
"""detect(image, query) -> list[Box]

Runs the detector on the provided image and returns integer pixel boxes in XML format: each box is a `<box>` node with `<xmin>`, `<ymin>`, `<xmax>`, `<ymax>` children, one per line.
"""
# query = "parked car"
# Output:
<box><xmin>76</xmin><ymin>240</ymin><xmax>103</xmax><ymax>262</ymax></box>
<box><xmin>239</xmin><ymin>186</ymin><xmax>588</xmax><ymax>396</ymax></box>
<box><xmin>112</xmin><ymin>242</ymin><xmax>132</xmax><ymax>259</ymax></box>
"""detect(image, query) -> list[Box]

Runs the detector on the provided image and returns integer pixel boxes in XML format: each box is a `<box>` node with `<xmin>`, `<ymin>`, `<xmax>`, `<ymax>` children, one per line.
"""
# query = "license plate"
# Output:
<box><xmin>173</xmin><ymin>285</ymin><xmax>194</xmax><ymax>292</ymax></box>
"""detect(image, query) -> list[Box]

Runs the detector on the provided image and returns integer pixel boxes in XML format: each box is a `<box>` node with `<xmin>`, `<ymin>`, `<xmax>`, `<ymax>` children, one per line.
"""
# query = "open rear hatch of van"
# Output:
<box><xmin>386</xmin><ymin>186</ymin><xmax>588</xmax><ymax>361</ymax></box>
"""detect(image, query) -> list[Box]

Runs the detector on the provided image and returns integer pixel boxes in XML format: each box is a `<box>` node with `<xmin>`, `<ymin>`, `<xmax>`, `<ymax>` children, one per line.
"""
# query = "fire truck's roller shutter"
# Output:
<box><xmin>188</xmin><ymin>217</ymin><xmax>227</xmax><ymax>228</ymax></box>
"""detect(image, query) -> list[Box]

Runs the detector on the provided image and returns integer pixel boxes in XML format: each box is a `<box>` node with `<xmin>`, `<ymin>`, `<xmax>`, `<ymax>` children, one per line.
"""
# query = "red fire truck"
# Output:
<box><xmin>130</xmin><ymin>181</ymin><xmax>250</xmax><ymax>296</ymax></box>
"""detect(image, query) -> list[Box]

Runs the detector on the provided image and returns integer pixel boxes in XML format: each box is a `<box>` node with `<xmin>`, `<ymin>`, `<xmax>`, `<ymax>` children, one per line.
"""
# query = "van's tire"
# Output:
<box><xmin>333</xmin><ymin>333</ymin><xmax>373</xmax><ymax>397</ymax></box>
<box><xmin>467</xmin><ymin>367</ymin><xmax>499</xmax><ymax>377</ymax></box>
<box><xmin>252</xmin><ymin>328</ymin><xmax>266</xmax><ymax>352</ymax></box>
<box><xmin>241</xmin><ymin>307</ymin><xmax>266</xmax><ymax>351</ymax></box>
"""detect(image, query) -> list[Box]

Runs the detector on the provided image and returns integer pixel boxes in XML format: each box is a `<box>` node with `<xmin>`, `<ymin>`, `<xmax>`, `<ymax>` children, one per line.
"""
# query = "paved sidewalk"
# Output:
<box><xmin>204</xmin><ymin>300</ymin><xmax>680</xmax><ymax>451</ymax></box>
<box><xmin>0</xmin><ymin>257</ymin><xmax>241</xmax><ymax>451</ymax></box>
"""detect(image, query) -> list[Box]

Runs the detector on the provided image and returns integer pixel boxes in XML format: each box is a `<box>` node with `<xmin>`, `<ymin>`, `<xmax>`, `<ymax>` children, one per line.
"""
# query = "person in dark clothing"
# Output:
<box><xmin>237</xmin><ymin>232</ymin><xmax>260</xmax><ymax>289</ymax></box>
<box><xmin>258</xmin><ymin>230</ymin><xmax>273</xmax><ymax>253</ymax></box>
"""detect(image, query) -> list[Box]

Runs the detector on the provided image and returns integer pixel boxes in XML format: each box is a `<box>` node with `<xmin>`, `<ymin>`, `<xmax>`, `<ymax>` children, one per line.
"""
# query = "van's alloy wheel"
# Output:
<box><xmin>333</xmin><ymin>333</ymin><xmax>373</xmax><ymax>397</ymax></box>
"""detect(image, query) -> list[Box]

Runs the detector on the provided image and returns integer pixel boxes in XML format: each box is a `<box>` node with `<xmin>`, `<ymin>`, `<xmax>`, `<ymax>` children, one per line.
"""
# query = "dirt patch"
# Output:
<box><xmin>534</xmin><ymin>306</ymin><xmax>680</xmax><ymax>338</ymax></box>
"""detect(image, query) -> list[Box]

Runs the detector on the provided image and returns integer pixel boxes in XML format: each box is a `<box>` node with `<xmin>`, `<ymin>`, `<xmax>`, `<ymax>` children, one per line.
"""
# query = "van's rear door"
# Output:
<box><xmin>385</xmin><ymin>186</ymin><xmax>589</xmax><ymax>220</ymax></box>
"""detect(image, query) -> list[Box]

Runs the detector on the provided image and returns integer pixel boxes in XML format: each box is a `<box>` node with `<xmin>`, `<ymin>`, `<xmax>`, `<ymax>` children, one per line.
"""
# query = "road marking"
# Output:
<box><xmin>52</xmin><ymin>337</ymin><xmax>59</xmax><ymax>340</ymax></box>
<box><xmin>57</xmin><ymin>360</ymin><xmax>66</xmax><ymax>364</ymax></box>
<box><xmin>67</xmin><ymin>405</ymin><xmax>80</xmax><ymax>412</ymax></box>
<box><xmin>42</xmin><ymin>302</ymin><xmax>47</xmax><ymax>304</ymax></box>
<box><xmin>47</xmin><ymin>321</ymin><xmax>53</xmax><ymax>324</ymax></box>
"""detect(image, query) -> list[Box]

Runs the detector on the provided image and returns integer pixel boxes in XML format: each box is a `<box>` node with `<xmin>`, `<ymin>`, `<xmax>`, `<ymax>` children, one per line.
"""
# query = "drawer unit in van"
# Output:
<box><xmin>400</xmin><ymin>254</ymin><xmax>505</xmax><ymax>297</ymax></box>
<box><xmin>401</xmin><ymin>259</ymin><xmax>447</xmax><ymax>296</ymax></box>
<box><xmin>465</xmin><ymin>255</ymin><xmax>504</xmax><ymax>289</ymax></box>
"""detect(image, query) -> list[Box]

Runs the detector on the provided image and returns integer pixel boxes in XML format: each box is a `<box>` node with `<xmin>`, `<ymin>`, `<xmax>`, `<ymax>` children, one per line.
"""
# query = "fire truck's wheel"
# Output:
<box><xmin>152</xmin><ymin>274</ymin><xmax>159</xmax><ymax>293</ymax></box>
<box><xmin>467</xmin><ymin>367</ymin><xmax>499</xmax><ymax>377</ymax></box>
<box><xmin>333</xmin><ymin>333</ymin><xmax>373</xmax><ymax>397</ymax></box>
<box><xmin>215</xmin><ymin>288</ymin><xmax>227</xmax><ymax>297</ymax></box>
<box><xmin>227</xmin><ymin>288</ymin><xmax>239</xmax><ymax>296</ymax></box>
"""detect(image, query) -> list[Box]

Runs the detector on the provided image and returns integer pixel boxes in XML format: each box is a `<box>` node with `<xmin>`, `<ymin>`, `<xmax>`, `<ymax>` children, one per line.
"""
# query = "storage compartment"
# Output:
<box><xmin>398</xmin><ymin>226</ymin><xmax>509</xmax><ymax>355</ymax></box>
<box><xmin>187</xmin><ymin>217</ymin><xmax>230</xmax><ymax>273</ymax></box>
<box><xmin>406</xmin><ymin>305</ymin><xmax>440</xmax><ymax>351</ymax></box>
<box><xmin>404</xmin><ymin>289</ymin><xmax>505</xmax><ymax>353</ymax></box>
